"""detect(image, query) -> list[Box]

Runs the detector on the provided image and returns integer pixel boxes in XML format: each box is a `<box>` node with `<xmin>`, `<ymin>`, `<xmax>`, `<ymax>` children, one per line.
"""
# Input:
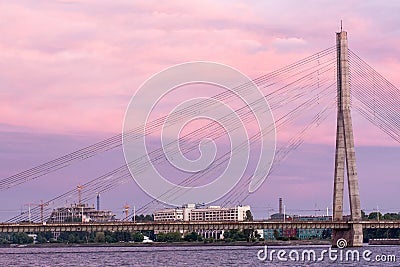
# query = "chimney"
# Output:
<box><xmin>96</xmin><ymin>193</ymin><xmax>100</xmax><ymax>211</ymax></box>
<box><xmin>279</xmin><ymin>198</ymin><xmax>283</xmax><ymax>214</ymax></box>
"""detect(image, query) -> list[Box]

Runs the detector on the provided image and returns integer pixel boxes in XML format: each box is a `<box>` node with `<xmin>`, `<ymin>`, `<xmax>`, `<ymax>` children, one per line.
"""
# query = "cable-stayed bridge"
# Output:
<box><xmin>0</xmin><ymin>31</ymin><xmax>399</xmax><ymax>247</ymax></box>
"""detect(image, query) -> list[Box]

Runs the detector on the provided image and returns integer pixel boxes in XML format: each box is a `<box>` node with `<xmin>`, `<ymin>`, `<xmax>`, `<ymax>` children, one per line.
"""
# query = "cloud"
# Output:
<box><xmin>234</xmin><ymin>39</ymin><xmax>266</xmax><ymax>53</ymax></box>
<box><xmin>1</xmin><ymin>0</ymin><xmax>398</xmax><ymax>138</ymax></box>
<box><xmin>273</xmin><ymin>37</ymin><xmax>307</xmax><ymax>52</ymax></box>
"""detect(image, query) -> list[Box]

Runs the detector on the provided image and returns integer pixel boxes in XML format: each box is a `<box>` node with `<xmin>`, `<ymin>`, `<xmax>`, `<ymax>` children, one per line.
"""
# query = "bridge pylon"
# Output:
<box><xmin>332</xmin><ymin>30</ymin><xmax>363</xmax><ymax>247</ymax></box>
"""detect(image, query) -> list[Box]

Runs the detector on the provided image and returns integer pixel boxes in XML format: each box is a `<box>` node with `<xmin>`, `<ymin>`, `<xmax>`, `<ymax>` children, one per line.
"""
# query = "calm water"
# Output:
<box><xmin>0</xmin><ymin>245</ymin><xmax>399</xmax><ymax>266</ymax></box>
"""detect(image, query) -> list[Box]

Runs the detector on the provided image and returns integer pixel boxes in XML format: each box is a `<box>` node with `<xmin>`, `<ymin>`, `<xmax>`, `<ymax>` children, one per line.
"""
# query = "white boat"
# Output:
<box><xmin>142</xmin><ymin>236</ymin><xmax>153</xmax><ymax>243</ymax></box>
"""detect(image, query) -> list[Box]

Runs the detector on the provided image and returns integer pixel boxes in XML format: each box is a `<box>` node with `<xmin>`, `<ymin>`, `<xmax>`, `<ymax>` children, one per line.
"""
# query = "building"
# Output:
<box><xmin>294</xmin><ymin>215</ymin><xmax>332</xmax><ymax>240</ymax></box>
<box><xmin>153</xmin><ymin>207</ymin><xmax>184</xmax><ymax>222</ymax></box>
<box><xmin>262</xmin><ymin>198</ymin><xmax>331</xmax><ymax>240</ymax></box>
<box><xmin>153</xmin><ymin>204</ymin><xmax>251</xmax><ymax>239</ymax></box>
<box><xmin>187</xmin><ymin>205</ymin><xmax>250</xmax><ymax>222</ymax></box>
<box><xmin>263</xmin><ymin>229</ymin><xmax>275</xmax><ymax>240</ymax></box>
<box><xmin>154</xmin><ymin>204</ymin><xmax>251</xmax><ymax>222</ymax></box>
<box><xmin>263</xmin><ymin>215</ymin><xmax>333</xmax><ymax>240</ymax></box>
<box><xmin>263</xmin><ymin>228</ymin><xmax>297</xmax><ymax>240</ymax></box>
<box><xmin>268</xmin><ymin>197</ymin><xmax>294</xmax><ymax>221</ymax></box>
<box><xmin>47</xmin><ymin>203</ymin><xmax>116</xmax><ymax>224</ymax></box>
<box><xmin>270</xmin><ymin>213</ymin><xmax>292</xmax><ymax>221</ymax></box>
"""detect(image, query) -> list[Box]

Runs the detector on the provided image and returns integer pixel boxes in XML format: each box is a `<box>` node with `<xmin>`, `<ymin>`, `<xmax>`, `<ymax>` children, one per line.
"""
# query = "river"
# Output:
<box><xmin>0</xmin><ymin>245</ymin><xmax>399</xmax><ymax>266</ymax></box>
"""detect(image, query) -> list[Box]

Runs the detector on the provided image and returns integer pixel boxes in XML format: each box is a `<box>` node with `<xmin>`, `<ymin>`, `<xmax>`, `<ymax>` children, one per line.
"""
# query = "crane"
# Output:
<box><xmin>24</xmin><ymin>200</ymin><xmax>49</xmax><ymax>222</ymax></box>
<box><xmin>123</xmin><ymin>204</ymin><xmax>130</xmax><ymax>221</ymax></box>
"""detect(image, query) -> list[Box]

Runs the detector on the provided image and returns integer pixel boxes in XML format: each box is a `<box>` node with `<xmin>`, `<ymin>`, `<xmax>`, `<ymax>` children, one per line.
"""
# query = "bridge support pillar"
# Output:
<box><xmin>332</xmin><ymin>223</ymin><xmax>363</xmax><ymax>247</ymax></box>
<box><xmin>332</xmin><ymin>30</ymin><xmax>363</xmax><ymax>247</ymax></box>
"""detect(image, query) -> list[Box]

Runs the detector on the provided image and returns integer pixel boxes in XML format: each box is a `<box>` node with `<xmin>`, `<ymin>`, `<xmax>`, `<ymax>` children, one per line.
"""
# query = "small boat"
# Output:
<box><xmin>142</xmin><ymin>236</ymin><xmax>154</xmax><ymax>243</ymax></box>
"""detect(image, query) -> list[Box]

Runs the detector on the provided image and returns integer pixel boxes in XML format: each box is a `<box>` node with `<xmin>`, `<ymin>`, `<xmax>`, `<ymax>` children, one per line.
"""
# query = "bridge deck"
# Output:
<box><xmin>1</xmin><ymin>220</ymin><xmax>398</xmax><ymax>233</ymax></box>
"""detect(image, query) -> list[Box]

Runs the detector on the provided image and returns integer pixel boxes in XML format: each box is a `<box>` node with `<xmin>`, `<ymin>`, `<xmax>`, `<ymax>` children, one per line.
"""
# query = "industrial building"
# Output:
<box><xmin>294</xmin><ymin>215</ymin><xmax>332</xmax><ymax>240</ymax></box>
<box><xmin>47</xmin><ymin>188</ymin><xmax>116</xmax><ymax>224</ymax></box>
<box><xmin>263</xmin><ymin>228</ymin><xmax>298</xmax><ymax>240</ymax></box>
<box><xmin>47</xmin><ymin>203</ymin><xmax>116</xmax><ymax>224</ymax></box>
<box><xmin>262</xmin><ymin>197</ymin><xmax>332</xmax><ymax>240</ymax></box>
<box><xmin>269</xmin><ymin>197</ymin><xmax>292</xmax><ymax>221</ymax></box>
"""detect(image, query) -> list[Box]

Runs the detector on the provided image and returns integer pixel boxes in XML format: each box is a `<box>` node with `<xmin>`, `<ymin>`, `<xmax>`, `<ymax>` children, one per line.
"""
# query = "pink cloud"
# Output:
<box><xmin>0</xmin><ymin>0</ymin><xmax>399</xmax><ymax>140</ymax></box>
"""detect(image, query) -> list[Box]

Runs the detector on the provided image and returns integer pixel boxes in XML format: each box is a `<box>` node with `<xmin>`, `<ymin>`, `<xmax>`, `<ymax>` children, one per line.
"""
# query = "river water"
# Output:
<box><xmin>0</xmin><ymin>245</ymin><xmax>399</xmax><ymax>266</ymax></box>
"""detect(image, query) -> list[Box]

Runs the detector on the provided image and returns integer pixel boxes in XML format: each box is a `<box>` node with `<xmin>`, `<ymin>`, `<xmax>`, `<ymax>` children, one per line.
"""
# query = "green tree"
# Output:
<box><xmin>363</xmin><ymin>228</ymin><xmax>400</xmax><ymax>241</ymax></box>
<box><xmin>183</xmin><ymin>231</ymin><xmax>202</xmax><ymax>242</ymax></box>
<box><xmin>131</xmin><ymin>232</ymin><xmax>144</xmax><ymax>242</ymax></box>
<box><xmin>68</xmin><ymin>234</ymin><xmax>77</xmax><ymax>243</ymax></box>
<box><xmin>36</xmin><ymin>234</ymin><xmax>47</xmax><ymax>244</ymax></box>
<box><xmin>245</xmin><ymin>210</ymin><xmax>254</xmax><ymax>221</ymax></box>
<box><xmin>223</xmin><ymin>229</ymin><xmax>246</xmax><ymax>241</ymax></box>
<box><xmin>165</xmin><ymin>232</ymin><xmax>182</xmax><ymax>242</ymax></box>
<box><xmin>104</xmin><ymin>232</ymin><xmax>115</xmax><ymax>243</ymax></box>
<box><xmin>95</xmin><ymin>232</ymin><xmax>105</xmax><ymax>243</ymax></box>
<box><xmin>368</xmin><ymin>212</ymin><xmax>383</xmax><ymax>220</ymax></box>
<box><xmin>243</xmin><ymin>229</ymin><xmax>255</xmax><ymax>242</ymax></box>
<box><xmin>361</xmin><ymin>210</ymin><xmax>368</xmax><ymax>220</ymax></box>
<box><xmin>157</xmin><ymin>232</ymin><xmax>181</xmax><ymax>242</ymax></box>
<box><xmin>156</xmin><ymin>232</ymin><xmax>166</xmax><ymax>242</ymax></box>
<box><xmin>58</xmin><ymin>232</ymin><xmax>90</xmax><ymax>244</ymax></box>
<box><xmin>243</xmin><ymin>210</ymin><xmax>256</xmax><ymax>241</ymax></box>
<box><xmin>383</xmin><ymin>213</ymin><xmax>400</xmax><ymax>220</ymax></box>
<box><xmin>133</xmin><ymin>214</ymin><xmax>154</xmax><ymax>222</ymax></box>
<box><xmin>35</xmin><ymin>232</ymin><xmax>52</xmax><ymax>244</ymax></box>
<box><xmin>113</xmin><ymin>231</ymin><xmax>131</xmax><ymax>242</ymax></box>
<box><xmin>12</xmin><ymin>233</ymin><xmax>33</xmax><ymax>244</ymax></box>
<box><xmin>321</xmin><ymin>229</ymin><xmax>332</xmax><ymax>239</ymax></box>
<box><xmin>0</xmin><ymin>237</ymin><xmax>9</xmax><ymax>244</ymax></box>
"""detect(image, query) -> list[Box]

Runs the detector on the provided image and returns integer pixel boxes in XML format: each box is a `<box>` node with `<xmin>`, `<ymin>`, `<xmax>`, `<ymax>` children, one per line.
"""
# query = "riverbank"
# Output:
<box><xmin>1</xmin><ymin>239</ymin><xmax>331</xmax><ymax>248</ymax></box>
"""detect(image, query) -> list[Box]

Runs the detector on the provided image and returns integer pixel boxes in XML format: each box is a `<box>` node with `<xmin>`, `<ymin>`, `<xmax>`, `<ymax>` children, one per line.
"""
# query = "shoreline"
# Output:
<box><xmin>1</xmin><ymin>240</ymin><xmax>331</xmax><ymax>248</ymax></box>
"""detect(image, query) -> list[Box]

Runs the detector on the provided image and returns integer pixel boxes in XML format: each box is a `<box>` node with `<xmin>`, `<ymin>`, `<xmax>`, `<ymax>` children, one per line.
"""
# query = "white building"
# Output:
<box><xmin>153</xmin><ymin>204</ymin><xmax>251</xmax><ymax>239</ymax></box>
<box><xmin>154</xmin><ymin>204</ymin><xmax>250</xmax><ymax>222</ymax></box>
<box><xmin>153</xmin><ymin>207</ymin><xmax>184</xmax><ymax>222</ymax></box>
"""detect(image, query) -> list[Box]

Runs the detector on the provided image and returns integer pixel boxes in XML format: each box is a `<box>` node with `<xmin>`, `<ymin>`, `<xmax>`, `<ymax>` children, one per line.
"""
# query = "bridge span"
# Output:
<box><xmin>1</xmin><ymin>221</ymin><xmax>399</xmax><ymax>233</ymax></box>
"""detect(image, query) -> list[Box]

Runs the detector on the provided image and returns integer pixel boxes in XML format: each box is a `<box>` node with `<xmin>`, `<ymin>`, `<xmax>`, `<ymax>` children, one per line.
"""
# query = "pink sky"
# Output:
<box><xmin>1</xmin><ymin>0</ymin><xmax>399</xmax><ymax>135</ymax></box>
<box><xmin>0</xmin><ymin>0</ymin><xmax>399</xmax><ymax>220</ymax></box>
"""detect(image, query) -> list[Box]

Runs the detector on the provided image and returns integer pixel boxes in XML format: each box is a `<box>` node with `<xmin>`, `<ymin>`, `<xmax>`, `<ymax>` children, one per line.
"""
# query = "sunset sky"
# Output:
<box><xmin>0</xmin><ymin>0</ymin><xmax>399</xmax><ymax>221</ymax></box>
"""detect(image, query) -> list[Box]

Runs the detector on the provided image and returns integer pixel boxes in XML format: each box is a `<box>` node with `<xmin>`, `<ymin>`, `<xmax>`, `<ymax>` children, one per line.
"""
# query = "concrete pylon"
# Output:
<box><xmin>332</xmin><ymin>31</ymin><xmax>363</xmax><ymax>247</ymax></box>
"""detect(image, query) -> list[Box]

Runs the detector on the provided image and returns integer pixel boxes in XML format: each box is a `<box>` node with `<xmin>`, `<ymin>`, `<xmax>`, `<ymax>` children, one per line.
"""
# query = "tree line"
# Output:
<box><xmin>0</xmin><ymin>231</ymin><xmax>147</xmax><ymax>244</ymax></box>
